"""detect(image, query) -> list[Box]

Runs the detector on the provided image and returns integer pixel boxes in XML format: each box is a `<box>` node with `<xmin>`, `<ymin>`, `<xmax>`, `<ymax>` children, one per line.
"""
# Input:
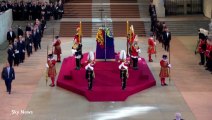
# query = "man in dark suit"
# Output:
<box><xmin>17</xmin><ymin>26</ymin><xmax>24</xmax><ymax>37</ymax></box>
<box><xmin>32</xmin><ymin>29</ymin><xmax>39</xmax><ymax>51</ymax></box>
<box><xmin>7</xmin><ymin>45</ymin><xmax>14</xmax><ymax>67</ymax></box>
<box><xmin>163</xmin><ymin>27</ymin><xmax>171</xmax><ymax>51</ymax></box>
<box><xmin>1</xmin><ymin>62</ymin><xmax>15</xmax><ymax>94</ymax></box>
<box><xmin>7</xmin><ymin>28</ymin><xmax>16</xmax><ymax>44</ymax></box>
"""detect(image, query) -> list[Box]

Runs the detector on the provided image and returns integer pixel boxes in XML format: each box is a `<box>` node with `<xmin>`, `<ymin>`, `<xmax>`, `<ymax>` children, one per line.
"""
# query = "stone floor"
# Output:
<box><xmin>0</xmin><ymin>22</ymin><xmax>212</xmax><ymax>120</ymax></box>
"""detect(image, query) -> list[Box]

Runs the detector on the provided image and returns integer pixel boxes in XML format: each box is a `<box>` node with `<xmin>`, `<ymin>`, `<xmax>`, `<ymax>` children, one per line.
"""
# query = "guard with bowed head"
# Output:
<box><xmin>72</xmin><ymin>26</ymin><xmax>83</xmax><ymax>70</ymax></box>
<box><xmin>148</xmin><ymin>34</ymin><xmax>156</xmax><ymax>62</ymax></box>
<box><xmin>119</xmin><ymin>50</ymin><xmax>129</xmax><ymax>90</ymax></box>
<box><xmin>53</xmin><ymin>36</ymin><xmax>62</xmax><ymax>62</ymax></box>
<box><xmin>159</xmin><ymin>55</ymin><xmax>171</xmax><ymax>86</ymax></box>
<box><xmin>85</xmin><ymin>51</ymin><xmax>95</xmax><ymax>90</ymax></box>
<box><xmin>46</xmin><ymin>54</ymin><xmax>57</xmax><ymax>87</ymax></box>
<box><xmin>130</xmin><ymin>41</ymin><xmax>141</xmax><ymax>70</ymax></box>
<box><xmin>205</xmin><ymin>36</ymin><xmax>212</xmax><ymax>72</ymax></box>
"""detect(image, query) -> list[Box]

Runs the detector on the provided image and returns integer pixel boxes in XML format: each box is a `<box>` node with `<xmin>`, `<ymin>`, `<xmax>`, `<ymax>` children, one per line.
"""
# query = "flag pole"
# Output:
<box><xmin>153</xmin><ymin>33</ymin><xmax>157</xmax><ymax>58</ymax></box>
<box><xmin>46</xmin><ymin>45</ymin><xmax>49</xmax><ymax>86</ymax></box>
<box><xmin>52</xmin><ymin>27</ymin><xmax>54</xmax><ymax>54</ymax></box>
<box><xmin>104</xmin><ymin>16</ymin><xmax>107</xmax><ymax>62</ymax></box>
<box><xmin>169</xmin><ymin>43</ymin><xmax>171</xmax><ymax>84</ymax></box>
<box><xmin>126</xmin><ymin>21</ymin><xmax>129</xmax><ymax>57</ymax></box>
<box><xmin>79</xmin><ymin>21</ymin><xmax>82</xmax><ymax>43</ymax></box>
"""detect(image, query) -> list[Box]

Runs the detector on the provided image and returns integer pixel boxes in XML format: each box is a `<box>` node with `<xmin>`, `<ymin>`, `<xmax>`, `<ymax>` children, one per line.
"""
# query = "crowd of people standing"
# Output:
<box><xmin>0</xmin><ymin>0</ymin><xmax>64</xmax><ymax>20</ymax></box>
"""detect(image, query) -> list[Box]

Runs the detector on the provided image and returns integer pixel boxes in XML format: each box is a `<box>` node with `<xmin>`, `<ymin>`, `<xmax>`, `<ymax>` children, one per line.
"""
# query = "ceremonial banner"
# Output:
<box><xmin>96</xmin><ymin>27</ymin><xmax>115</xmax><ymax>60</ymax></box>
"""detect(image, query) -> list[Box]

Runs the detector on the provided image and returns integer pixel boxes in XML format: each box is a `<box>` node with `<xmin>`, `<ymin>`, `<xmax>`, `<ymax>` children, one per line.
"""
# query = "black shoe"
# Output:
<box><xmin>199</xmin><ymin>62</ymin><xmax>204</xmax><ymax>65</ymax></box>
<box><xmin>164</xmin><ymin>83</ymin><xmax>168</xmax><ymax>86</ymax></box>
<box><xmin>133</xmin><ymin>67</ymin><xmax>138</xmax><ymax>70</ymax></box>
<box><xmin>9</xmin><ymin>92</ymin><xmax>11</xmax><ymax>94</ymax></box>
<box><xmin>49</xmin><ymin>84</ymin><xmax>55</xmax><ymax>87</ymax></box>
<box><xmin>75</xmin><ymin>67</ymin><xmax>80</xmax><ymax>70</ymax></box>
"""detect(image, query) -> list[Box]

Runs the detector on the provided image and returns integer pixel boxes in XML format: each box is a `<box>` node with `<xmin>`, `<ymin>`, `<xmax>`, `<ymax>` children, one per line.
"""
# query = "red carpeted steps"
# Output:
<box><xmin>57</xmin><ymin>53</ymin><xmax>156</xmax><ymax>101</ymax></box>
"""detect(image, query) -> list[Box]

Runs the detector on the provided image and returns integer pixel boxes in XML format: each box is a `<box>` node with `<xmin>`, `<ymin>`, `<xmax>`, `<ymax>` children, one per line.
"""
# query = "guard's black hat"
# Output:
<box><xmin>162</xmin><ymin>55</ymin><xmax>167</xmax><ymax>59</ymax></box>
<box><xmin>55</xmin><ymin>36</ymin><xmax>59</xmax><ymax>39</ymax></box>
<box><xmin>149</xmin><ymin>32</ymin><xmax>154</xmax><ymax>37</ymax></box>
<box><xmin>48</xmin><ymin>54</ymin><xmax>53</xmax><ymax>58</ymax></box>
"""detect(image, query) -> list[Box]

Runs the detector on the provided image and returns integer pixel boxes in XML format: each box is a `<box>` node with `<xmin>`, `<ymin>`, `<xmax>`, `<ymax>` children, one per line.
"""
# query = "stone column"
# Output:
<box><xmin>153</xmin><ymin>0</ymin><xmax>165</xmax><ymax>17</ymax></box>
<box><xmin>203</xmin><ymin>0</ymin><xmax>212</xmax><ymax>18</ymax></box>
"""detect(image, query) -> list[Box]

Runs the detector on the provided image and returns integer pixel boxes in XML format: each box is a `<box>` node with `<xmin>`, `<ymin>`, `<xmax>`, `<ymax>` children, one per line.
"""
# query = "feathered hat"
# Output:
<box><xmin>87</xmin><ymin>51</ymin><xmax>95</xmax><ymax>62</ymax></box>
<box><xmin>119</xmin><ymin>50</ymin><xmax>126</xmax><ymax>61</ymax></box>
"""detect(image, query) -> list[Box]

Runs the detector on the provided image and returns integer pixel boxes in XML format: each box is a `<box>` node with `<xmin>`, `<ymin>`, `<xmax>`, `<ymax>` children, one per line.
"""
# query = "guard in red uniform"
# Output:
<box><xmin>47</xmin><ymin>54</ymin><xmax>56</xmax><ymax>87</ymax></box>
<box><xmin>159</xmin><ymin>55</ymin><xmax>171</xmax><ymax>86</ymax></box>
<box><xmin>205</xmin><ymin>39</ymin><xmax>212</xmax><ymax>71</ymax></box>
<box><xmin>53</xmin><ymin>36</ymin><xmax>62</xmax><ymax>62</ymax></box>
<box><xmin>131</xmin><ymin>42</ymin><xmax>141</xmax><ymax>70</ymax></box>
<box><xmin>197</xmin><ymin>39</ymin><xmax>207</xmax><ymax>65</ymax></box>
<box><xmin>148</xmin><ymin>36</ymin><xmax>156</xmax><ymax>62</ymax></box>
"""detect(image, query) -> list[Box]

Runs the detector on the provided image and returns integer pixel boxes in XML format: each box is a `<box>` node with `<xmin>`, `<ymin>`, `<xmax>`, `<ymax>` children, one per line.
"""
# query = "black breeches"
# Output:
<box><xmin>122</xmin><ymin>78</ymin><xmax>127</xmax><ymax>90</ymax></box>
<box><xmin>132</xmin><ymin>57</ymin><xmax>138</xmax><ymax>68</ymax></box>
<box><xmin>88</xmin><ymin>78</ymin><xmax>93</xmax><ymax>90</ymax></box>
<box><xmin>200</xmin><ymin>53</ymin><xmax>205</xmax><ymax>65</ymax></box>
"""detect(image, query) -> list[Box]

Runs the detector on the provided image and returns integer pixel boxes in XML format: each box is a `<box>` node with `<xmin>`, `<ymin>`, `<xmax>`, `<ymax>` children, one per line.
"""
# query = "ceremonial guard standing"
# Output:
<box><xmin>159</xmin><ymin>55</ymin><xmax>171</xmax><ymax>86</ymax></box>
<box><xmin>197</xmin><ymin>38</ymin><xmax>207</xmax><ymax>65</ymax></box>
<box><xmin>205</xmin><ymin>38</ymin><xmax>212</xmax><ymax>71</ymax></box>
<box><xmin>47</xmin><ymin>54</ymin><xmax>56</xmax><ymax>87</ymax></box>
<box><xmin>119</xmin><ymin>50</ymin><xmax>129</xmax><ymax>90</ymax></box>
<box><xmin>53</xmin><ymin>36</ymin><xmax>62</xmax><ymax>62</ymax></box>
<box><xmin>131</xmin><ymin>41</ymin><xmax>141</xmax><ymax>69</ymax></box>
<box><xmin>85</xmin><ymin>51</ymin><xmax>95</xmax><ymax>90</ymax></box>
<box><xmin>148</xmin><ymin>36</ymin><xmax>156</xmax><ymax>62</ymax></box>
<box><xmin>72</xmin><ymin>27</ymin><xmax>82</xmax><ymax>70</ymax></box>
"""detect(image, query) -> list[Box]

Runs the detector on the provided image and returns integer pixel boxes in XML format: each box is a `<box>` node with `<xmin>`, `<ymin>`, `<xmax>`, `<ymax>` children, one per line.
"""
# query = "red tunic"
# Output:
<box><xmin>48</xmin><ymin>59</ymin><xmax>56</xmax><ymax>77</ymax></box>
<box><xmin>53</xmin><ymin>39</ymin><xmax>61</xmax><ymax>55</ymax></box>
<box><xmin>131</xmin><ymin>45</ymin><xmax>139</xmax><ymax>57</ymax></box>
<box><xmin>198</xmin><ymin>39</ymin><xmax>206</xmax><ymax>53</ymax></box>
<box><xmin>74</xmin><ymin>34</ymin><xmax>80</xmax><ymax>44</ymax></box>
<box><xmin>148</xmin><ymin>38</ymin><xmax>156</xmax><ymax>54</ymax></box>
<box><xmin>205</xmin><ymin>43</ymin><xmax>212</xmax><ymax>59</ymax></box>
<box><xmin>159</xmin><ymin>60</ymin><xmax>169</xmax><ymax>78</ymax></box>
<box><xmin>128</xmin><ymin>33</ymin><xmax>136</xmax><ymax>45</ymax></box>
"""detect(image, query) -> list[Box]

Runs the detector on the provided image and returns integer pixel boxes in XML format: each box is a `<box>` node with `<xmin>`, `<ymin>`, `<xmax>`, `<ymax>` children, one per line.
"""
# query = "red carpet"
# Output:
<box><xmin>57</xmin><ymin>53</ymin><xmax>156</xmax><ymax>101</ymax></box>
